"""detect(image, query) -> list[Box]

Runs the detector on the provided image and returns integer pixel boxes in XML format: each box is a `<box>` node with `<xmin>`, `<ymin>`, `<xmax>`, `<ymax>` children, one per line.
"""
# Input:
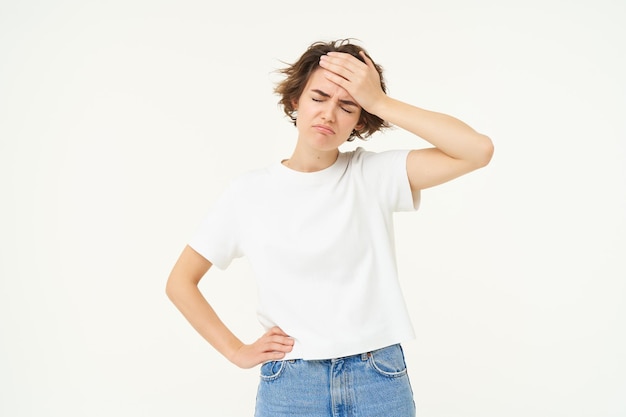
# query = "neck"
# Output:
<box><xmin>283</xmin><ymin>146</ymin><xmax>340</xmax><ymax>173</ymax></box>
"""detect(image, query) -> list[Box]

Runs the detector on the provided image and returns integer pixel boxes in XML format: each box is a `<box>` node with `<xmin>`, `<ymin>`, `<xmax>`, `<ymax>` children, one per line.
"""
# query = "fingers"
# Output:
<box><xmin>322</xmin><ymin>51</ymin><xmax>366</xmax><ymax>71</ymax></box>
<box><xmin>320</xmin><ymin>52</ymin><xmax>374</xmax><ymax>78</ymax></box>
<box><xmin>257</xmin><ymin>350</ymin><xmax>289</xmax><ymax>364</ymax></box>
<box><xmin>262</xmin><ymin>327</ymin><xmax>294</xmax><ymax>352</ymax></box>
<box><xmin>318</xmin><ymin>52</ymin><xmax>384</xmax><ymax>112</ymax></box>
<box><xmin>230</xmin><ymin>328</ymin><xmax>294</xmax><ymax>369</ymax></box>
<box><xmin>319</xmin><ymin>53</ymin><xmax>361</xmax><ymax>83</ymax></box>
<box><xmin>265</xmin><ymin>326</ymin><xmax>289</xmax><ymax>337</ymax></box>
<box><xmin>358</xmin><ymin>50</ymin><xmax>374</xmax><ymax>67</ymax></box>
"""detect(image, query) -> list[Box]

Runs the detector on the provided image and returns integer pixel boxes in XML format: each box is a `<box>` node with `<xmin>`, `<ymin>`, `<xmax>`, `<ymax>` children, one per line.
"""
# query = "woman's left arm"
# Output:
<box><xmin>371</xmin><ymin>97</ymin><xmax>494</xmax><ymax>191</ymax></box>
<box><xmin>320</xmin><ymin>51</ymin><xmax>494</xmax><ymax>192</ymax></box>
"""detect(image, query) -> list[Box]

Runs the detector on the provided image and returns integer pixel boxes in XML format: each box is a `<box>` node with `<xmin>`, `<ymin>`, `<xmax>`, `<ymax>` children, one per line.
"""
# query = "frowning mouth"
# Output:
<box><xmin>313</xmin><ymin>124</ymin><xmax>335</xmax><ymax>135</ymax></box>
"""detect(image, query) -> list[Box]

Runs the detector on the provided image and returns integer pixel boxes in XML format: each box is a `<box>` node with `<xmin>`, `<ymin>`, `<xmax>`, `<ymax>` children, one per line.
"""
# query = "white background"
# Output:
<box><xmin>1</xmin><ymin>0</ymin><xmax>625</xmax><ymax>416</ymax></box>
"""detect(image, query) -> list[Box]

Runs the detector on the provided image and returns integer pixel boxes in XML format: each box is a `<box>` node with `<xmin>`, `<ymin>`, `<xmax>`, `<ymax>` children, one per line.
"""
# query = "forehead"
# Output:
<box><xmin>303</xmin><ymin>68</ymin><xmax>355</xmax><ymax>101</ymax></box>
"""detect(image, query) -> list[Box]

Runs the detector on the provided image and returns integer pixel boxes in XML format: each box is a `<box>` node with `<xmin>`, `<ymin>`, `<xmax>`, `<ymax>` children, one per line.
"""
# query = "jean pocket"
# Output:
<box><xmin>259</xmin><ymin>360</ymin><xmax>286</xmax><ymax>381</ymax></box>
<box><xmin>368</xmin><ymin>344</ymin><xmax>408</xmax><ymax>378</ymax></box>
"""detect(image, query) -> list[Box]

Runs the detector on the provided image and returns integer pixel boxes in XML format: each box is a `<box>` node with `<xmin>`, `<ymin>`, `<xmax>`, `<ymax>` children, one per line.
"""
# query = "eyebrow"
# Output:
<box><xmin>311</xmin><ymin>89</ymin><xmax>359</xmax><ymax>107</ymax></box>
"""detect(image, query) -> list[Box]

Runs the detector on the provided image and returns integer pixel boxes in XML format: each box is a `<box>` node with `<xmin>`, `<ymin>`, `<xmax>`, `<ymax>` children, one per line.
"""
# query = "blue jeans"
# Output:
<box><xmin>254</xmin><ymin>344</ymin><xmax>416</xmax><ymax>417</ymax></box>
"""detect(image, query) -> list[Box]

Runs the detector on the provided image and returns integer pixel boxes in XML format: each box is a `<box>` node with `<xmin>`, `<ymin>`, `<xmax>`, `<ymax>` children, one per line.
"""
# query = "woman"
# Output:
<box><xmin>166</xmin><ymin>39</ymin><xmax>493</xmax><ymax>416</ymax></box>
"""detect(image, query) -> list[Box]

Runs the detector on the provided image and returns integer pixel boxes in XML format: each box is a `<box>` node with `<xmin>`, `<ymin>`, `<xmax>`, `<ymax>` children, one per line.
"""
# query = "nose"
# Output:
<box><xmin>321</xmin><ymin>102</ymin><xmax>335</xmax><ymax>123</ymax></box>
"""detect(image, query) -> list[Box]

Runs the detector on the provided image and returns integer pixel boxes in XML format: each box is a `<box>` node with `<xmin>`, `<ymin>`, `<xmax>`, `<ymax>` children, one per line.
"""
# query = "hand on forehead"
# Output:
<box><xmin>318</xmin><ymin>51</ymin><xmax>384</xmax><ymax>113</ymax></box>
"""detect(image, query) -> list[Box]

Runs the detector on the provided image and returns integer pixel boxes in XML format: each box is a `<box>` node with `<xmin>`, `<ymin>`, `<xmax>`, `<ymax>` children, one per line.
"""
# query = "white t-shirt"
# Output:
<box><xmin>189</xmin><ymin>147</ymin><xmax>420</xmax><ymax>360</ymax></box>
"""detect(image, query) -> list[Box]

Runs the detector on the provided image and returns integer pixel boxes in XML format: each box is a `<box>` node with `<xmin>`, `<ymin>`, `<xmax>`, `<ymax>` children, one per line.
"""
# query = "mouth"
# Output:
<box><xmin>313</xmin><ymin>124</ymin><xmax>335</xmax><ymax>135</ymax></box>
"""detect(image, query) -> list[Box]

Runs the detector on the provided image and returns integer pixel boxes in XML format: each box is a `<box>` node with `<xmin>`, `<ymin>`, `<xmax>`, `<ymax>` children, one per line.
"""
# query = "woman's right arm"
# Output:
<box><xmin>165</xmin><ymin>245</ymin><xmax>293</xmax><ymax>368</ymax></box>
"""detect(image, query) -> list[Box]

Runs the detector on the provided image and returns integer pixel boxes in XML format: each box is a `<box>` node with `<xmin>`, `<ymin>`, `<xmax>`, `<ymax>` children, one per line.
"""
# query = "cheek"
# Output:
<box><xmin>344</xmin><ymin>113</ymin><xmax>362</xmax><ymax>128</ymax></box>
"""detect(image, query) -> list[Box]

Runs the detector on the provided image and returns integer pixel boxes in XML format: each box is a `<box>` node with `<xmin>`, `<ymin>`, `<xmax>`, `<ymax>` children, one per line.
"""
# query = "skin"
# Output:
<box><xmin>166</xmin><ymin>50</ymin><xmax>494</xmax><ymax>369</ymax></box>
<box><xmin>282</xmin><ymin>67</ymin><xmax>364</xmax><ymax>172</ymax></box>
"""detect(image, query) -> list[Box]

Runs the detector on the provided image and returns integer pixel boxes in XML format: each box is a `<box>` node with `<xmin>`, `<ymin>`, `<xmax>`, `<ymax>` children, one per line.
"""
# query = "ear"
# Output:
<box><xmin>354</xmin><ymin>112</ymin><xmax>366</xmax><ymax>131</ymax></box>
<box><xmin>291</xmin><ymin>98</ymin><xmax>298</xmax><ymax>110</ymax></box>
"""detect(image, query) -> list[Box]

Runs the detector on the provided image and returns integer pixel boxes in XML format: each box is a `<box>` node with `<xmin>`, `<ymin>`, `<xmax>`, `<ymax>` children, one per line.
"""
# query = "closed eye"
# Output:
<box><xmin>311</xmin><ymin>97</ymin><xmax>354</xmax><ymax>113</ymax></box>
<box><xmin>310</xmin><ymin>89</ymin><xmax>358</xmax><ymax>114</ymax></box>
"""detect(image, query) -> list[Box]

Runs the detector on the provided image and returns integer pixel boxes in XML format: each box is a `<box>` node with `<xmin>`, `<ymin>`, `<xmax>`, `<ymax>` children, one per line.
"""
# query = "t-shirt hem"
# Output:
<box><xmin>281</xmin><ymin>333</ymin><xmax>416</xmax><ymax>361</ymax></box>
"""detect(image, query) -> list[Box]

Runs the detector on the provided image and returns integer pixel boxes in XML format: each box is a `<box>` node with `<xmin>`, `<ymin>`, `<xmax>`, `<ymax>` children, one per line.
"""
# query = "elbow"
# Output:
<box><xmin>165</xmin><ymin>275</ymin><xmax>180</xmax><ymax>302</ymax></box>
<box><xmin>165</xmin><ymin>271</ymin><xmax>201</xmax><ymax>304</ymax></box>
<box><xmin>165</xmin><ymin>279</ymin><xmax>174</xmax><ymax>301</ymax></box>
<box><xmin>474</xmin><ymin>134</ymin><xmax>494</xmax><ymax>168</ymax></box>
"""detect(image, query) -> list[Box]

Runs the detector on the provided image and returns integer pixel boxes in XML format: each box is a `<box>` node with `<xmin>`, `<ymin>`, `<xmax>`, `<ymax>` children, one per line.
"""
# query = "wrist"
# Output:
<box><xmin>365</xmin><ymin>94</ymin><xmax>392</xmax><ymax>119</ymax></box>
<box><xmin>228</xmin><ymin>343</ymin><xmax>245</xmax><ymax>362</ymax></box>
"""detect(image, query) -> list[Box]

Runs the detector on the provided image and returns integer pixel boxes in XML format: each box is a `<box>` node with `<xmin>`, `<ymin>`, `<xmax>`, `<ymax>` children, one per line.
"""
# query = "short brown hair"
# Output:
<box><xmin>274</xmin><ymin>39</ymin><xmax>390</xmax><ymax>141</ymax></box>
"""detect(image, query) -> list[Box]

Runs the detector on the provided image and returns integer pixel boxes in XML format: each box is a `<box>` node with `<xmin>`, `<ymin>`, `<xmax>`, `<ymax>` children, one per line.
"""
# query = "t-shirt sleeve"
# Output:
<box><xmin>188</xmin><ymin>183</ymin><xmax>243</xmax><ymax>270</ymax></box>
<box><xmin>358</xmin><ymin>148</ymin><xmax>420</xmax><ymax>212</ymax></box>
